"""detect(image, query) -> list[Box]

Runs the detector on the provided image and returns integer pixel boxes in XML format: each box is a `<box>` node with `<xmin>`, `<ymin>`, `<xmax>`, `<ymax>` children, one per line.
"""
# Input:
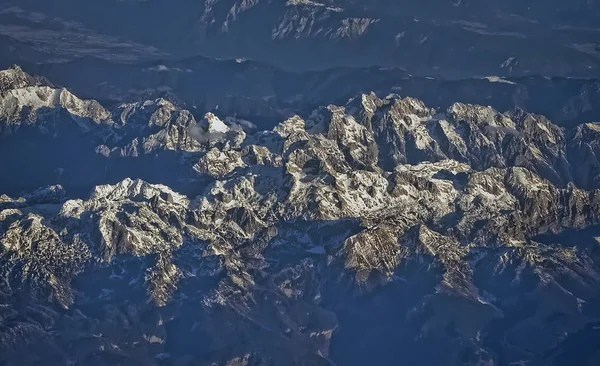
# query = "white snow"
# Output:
<box><xmin>6</xmin><ymin>86</ymin><xmax>61</xmax><ymax>109</ymax></box>
<box><xmin>535</xmin><ymin>121</ymin><xmax>556</xmax><ymax>143</ymax></box>
<box><xmin>501</xmin><ymin>57</ymin><xmax>517</xmax><ymax>68</ymax></box>
<box><xmin>484</xmin><ymin>76</ymin><xmax>517</xmax><ymax>85</ymax></box>
<box><xmin>154</xmin><ymin>65</ymin><xmax>169</xmax><ymax>72</ymax></box>
<box><xmin>205</xmin><ymin>113</ymin><xmax>230</xmax><ymax>133</ymax></box>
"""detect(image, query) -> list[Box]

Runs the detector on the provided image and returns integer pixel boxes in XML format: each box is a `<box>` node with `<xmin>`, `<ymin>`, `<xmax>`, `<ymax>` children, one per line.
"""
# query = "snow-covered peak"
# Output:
<box><xmin>274</xmin><ymin>115</ymin><xmax>305</xmax><ymax>137</ymax></box>
<box><xmin>0</xmin><ymin>65</ymin><xmax>48</xmax><ymax>92</ymax></box>
<box><xmin>203</xmin><ymin>112</ymin><xmax>230</xmax><ymax>133</ymax></box>
<box><xmin>89</xmin><ymin>178</ymin><xmax>189</xmax><ymax>206</ymax></box>
<box><xmin>0</xmin><ymin>67</ymin><xmax>111</xmax><ymax>131</ymax></box>
<box><xmin>447</xmin><ymin>102</ymin><xmax>501</xmax><ymax>126</ymax></box>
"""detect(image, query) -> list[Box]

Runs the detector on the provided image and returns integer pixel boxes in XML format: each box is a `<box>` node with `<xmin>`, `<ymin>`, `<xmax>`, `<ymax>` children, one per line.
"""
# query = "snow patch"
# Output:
<box><xmin>484</xmin><ymin>76</ymin><xmax>516</xmax><ymax>85</ymax></box>
<box><xmin>205</xmin><ymin>113</ymin><xmax>230</xmax><ymax>133</ymax></box>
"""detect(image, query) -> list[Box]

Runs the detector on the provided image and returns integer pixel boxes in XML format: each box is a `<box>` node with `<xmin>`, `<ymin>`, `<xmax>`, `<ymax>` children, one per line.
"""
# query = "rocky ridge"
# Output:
<box><xmin>1</xmin><ymin>67</ymin><xmax>600</xmax><ymax>365</ymax></box>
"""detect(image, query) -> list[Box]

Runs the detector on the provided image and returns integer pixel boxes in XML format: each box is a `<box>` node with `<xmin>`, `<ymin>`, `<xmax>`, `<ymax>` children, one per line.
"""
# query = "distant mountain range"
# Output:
<box><xmin>2</xmin><ymin>0</ymin><xmax>600</xmax><ymax>77</ymax></box>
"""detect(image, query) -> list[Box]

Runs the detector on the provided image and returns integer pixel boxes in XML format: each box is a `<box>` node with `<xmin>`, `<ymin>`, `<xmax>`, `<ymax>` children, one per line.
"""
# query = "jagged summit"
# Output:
<box><xmin>0</xmin><ymin>65</ymin><xmax>51</xmax><ymax>92</ymax></box>
<box><xmin>0</xmin><ymin>67</ymin><xmax>110</xmax><ymax>133</ymax></box>
<box><xmin>202</xmin><ymin>112</ymin><xmax>230</xmax><ymax>133</ymax></box>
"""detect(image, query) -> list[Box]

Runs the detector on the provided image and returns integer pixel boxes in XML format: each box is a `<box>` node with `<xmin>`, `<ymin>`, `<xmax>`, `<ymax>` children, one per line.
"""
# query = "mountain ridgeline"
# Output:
<box><xmin>1</xmin><ymin>66</ymin><xmax>600</xmax><ymax>365</ymax></box>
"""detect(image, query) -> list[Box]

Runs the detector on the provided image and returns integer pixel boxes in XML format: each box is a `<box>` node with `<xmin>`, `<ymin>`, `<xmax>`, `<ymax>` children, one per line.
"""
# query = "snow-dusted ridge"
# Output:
<box><xmin>1</xmin><ymin>67</ymin><xmax>600</xmax><ymax>365</ymax></box>
<box><xmin>0</xmin><ymin>65</ymin><xmax>111</xmax><ymax>132</ymax></box>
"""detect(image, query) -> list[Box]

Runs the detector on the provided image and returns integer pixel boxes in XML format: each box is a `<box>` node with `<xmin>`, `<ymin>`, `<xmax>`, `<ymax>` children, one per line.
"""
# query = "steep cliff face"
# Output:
<box><xmin>1</xmin><ymin>67</ymin><xmax>600</xmax><ymax>365</ymax></box>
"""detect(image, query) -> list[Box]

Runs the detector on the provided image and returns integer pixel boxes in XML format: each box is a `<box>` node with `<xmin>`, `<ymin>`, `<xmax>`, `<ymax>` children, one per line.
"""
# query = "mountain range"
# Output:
<box><xmin>2</xmin><ymin>0</ymin><xmax>600</xmax><ymax>77</ymax></box>
<box><xmin>1</xmin><ymin>2</ymin><xmax>600</xmax><ymax>365</ymax></box>
<box><xmin>1</xmin><ymin>66</ymin><xmax>600</xmax><ymax>365</ymax></box>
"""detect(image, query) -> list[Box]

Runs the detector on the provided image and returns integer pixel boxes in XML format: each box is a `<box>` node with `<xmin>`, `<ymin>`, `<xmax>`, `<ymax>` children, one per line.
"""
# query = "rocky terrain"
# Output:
<box><xmin>1</xmin><ymin>66</ymin><xmax>600</xmax><ymax>365</ymax></box>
